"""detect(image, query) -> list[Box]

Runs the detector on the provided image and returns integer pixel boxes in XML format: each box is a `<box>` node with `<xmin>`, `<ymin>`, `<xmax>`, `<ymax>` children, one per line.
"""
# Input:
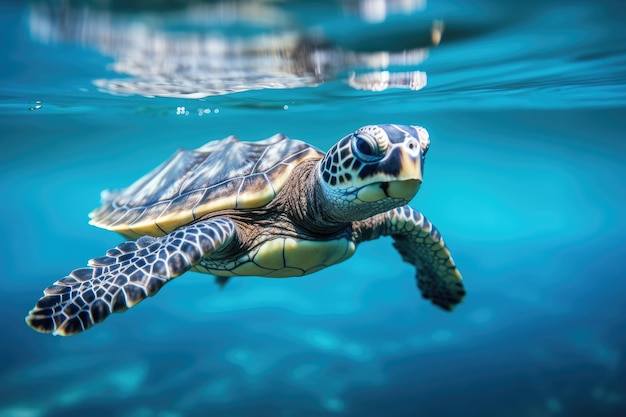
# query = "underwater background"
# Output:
<box><xmin>1</xmin><ymin>0</ymin><xmax>625</xmax><ymax>416</ymax></box>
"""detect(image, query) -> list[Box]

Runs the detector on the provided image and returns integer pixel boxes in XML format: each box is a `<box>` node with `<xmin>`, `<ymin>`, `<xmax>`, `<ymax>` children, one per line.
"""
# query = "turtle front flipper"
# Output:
<box><xmin>26</xmin><ymin>218</ymin><xmax>236</xmax><ymax>336</ymax></box>
<box><xmin>355</xmin><ymin>206</ymin><xmax>465</xmax><ymax>311</ymax></box>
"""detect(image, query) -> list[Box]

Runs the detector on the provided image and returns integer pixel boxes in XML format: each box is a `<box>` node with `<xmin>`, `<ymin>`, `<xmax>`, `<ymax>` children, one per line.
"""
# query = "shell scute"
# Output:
<box><xmin>90</xmin><ymin>134</ymin><xmax>323</xmax><ymax>237</ymax></box>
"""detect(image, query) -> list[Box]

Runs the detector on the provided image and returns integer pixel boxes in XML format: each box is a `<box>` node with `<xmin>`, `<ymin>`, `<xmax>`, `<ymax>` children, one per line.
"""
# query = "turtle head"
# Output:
<box><xmin>317</xmin><ymin>124</ymin><xmax>430</xmax><ymax>222</ymax></box>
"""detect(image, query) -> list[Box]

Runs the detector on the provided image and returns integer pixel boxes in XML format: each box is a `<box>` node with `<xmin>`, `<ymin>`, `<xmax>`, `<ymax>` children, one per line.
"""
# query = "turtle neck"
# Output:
<box><xmin>273</xmin><ymin>160</ymin><xmax>350</xmax><ymax>237</ymax></box>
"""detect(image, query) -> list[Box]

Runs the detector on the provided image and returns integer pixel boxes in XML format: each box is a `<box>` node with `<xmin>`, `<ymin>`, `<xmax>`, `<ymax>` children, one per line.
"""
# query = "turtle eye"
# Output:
<box><xmin>351</xmin><ymin>134</ymin><xmax>384</xmax><ymax>162</ymax></box>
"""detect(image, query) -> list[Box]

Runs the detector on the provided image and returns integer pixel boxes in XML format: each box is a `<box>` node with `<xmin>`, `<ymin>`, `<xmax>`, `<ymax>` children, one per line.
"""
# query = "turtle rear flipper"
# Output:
<box><xmin>214</xmin><ymin>275</ymin><xmax>232</xmax><ymax>289</ymax></box>
<box><xmin>26</xmin><ymin>218</ymin><xmax>236</xmax><ymax>336</ymax></box>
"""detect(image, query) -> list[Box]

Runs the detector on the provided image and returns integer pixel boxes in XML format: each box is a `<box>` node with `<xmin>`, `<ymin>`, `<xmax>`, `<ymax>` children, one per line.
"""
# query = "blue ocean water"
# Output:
<box><xmin>1</xmin><ymin>1</ymin><xmax>626</xmax><ymax>416</ymax></box>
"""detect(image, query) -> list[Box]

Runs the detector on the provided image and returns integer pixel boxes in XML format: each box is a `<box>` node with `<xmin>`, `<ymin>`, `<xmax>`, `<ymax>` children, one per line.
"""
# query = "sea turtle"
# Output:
<box><xmin>26</xmin><ymin>124</ymin><xmax>465</xmax><ymax>336</ymax></box>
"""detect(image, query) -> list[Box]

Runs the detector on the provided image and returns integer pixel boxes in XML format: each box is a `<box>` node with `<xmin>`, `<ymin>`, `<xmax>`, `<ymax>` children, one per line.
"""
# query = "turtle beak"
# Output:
<box><xmin>383</xmin><ymin>136</ymin><xmax>424</xmax><ymax>200</ymax></box>
<box><xmin>383</xmin><ymin>179</ymin><xmax>421</xmax><ymax>200</ymax></box>
<box><xmin>356</xmin><ymin>178</ymin><xmax>421</xmax><ymax>203</ymax></box>
<box><xmin>355</xmin><ymin>143</ymin><xmax>424</xmax><ymax>203</ymax></box>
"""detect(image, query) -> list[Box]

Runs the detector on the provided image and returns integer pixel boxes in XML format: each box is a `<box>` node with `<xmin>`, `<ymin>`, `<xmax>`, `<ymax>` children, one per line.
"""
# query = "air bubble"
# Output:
<box><xmin>29</xmin><ymin>100</ymin><xmax>42</xmax><ymax>111</ymax></box>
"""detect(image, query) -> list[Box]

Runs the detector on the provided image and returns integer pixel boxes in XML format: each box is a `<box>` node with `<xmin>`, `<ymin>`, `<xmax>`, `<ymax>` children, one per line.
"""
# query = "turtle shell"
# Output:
<box><xmin>89</xmin><ymin>134</ymin><xmax>323</xmax><ymax>238</ymax></box>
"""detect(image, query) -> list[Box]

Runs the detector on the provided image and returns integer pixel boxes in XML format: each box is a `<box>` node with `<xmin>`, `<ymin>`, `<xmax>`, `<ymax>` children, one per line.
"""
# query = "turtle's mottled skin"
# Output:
<box><xmin>26</xmin><ymin>124</ymin><xmax>465</xmax><ymax>336</ymax></box>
